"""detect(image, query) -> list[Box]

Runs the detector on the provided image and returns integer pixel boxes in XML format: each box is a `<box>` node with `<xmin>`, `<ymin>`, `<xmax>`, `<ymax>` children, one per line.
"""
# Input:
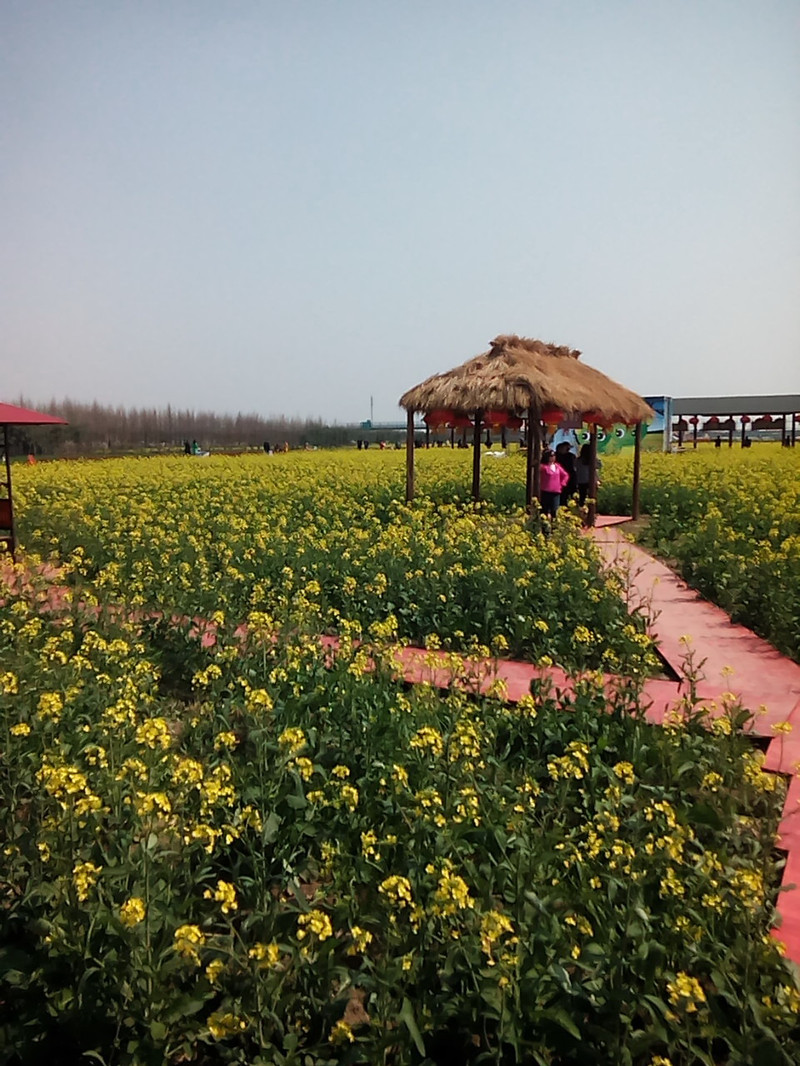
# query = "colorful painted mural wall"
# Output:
<box><xmin>549</xmin><ymin>396</ymin><xmax>668</xmax><ymax>454</ymax></box>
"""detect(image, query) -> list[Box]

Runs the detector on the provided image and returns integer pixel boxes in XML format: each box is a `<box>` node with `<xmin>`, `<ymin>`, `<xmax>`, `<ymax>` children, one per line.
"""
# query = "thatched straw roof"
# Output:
<box><xmin>399</xmin><ymin>334</ymin><xmax>654</xmax><ymax>425</ymax></box>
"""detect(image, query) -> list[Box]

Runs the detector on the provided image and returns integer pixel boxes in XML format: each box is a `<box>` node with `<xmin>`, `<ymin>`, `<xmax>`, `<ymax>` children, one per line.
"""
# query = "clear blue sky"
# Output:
<box><xmin>2</xmin><ymin>1</ymin><xmax>798</xmax><ymax>423</ymax></box>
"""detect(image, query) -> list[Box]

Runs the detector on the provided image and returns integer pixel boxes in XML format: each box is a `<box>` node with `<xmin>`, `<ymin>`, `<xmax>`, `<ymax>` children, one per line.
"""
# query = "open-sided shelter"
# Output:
<box><xmin>672</xmin><ymin>395</ymin><xmax>799</xmax><ymax>450</ymax></box>
<box><xmin>1</xmin><ymin>402</ymin><xmax>68</xmax><ymax>558</ymax></box>
<box><xmin>399</xmin><ymin>335</ymin><xmax>654</xmax><ymax>523</ymax></box>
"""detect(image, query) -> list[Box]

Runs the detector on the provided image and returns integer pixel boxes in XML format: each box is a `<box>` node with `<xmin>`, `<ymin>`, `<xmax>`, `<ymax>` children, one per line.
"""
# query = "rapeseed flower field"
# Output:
<box><xmin>1</xmin><ymin>447</ymin><xmax>799</xmax><ymax>1064</ymax></box>
<box><xmin>14</xmin><ymin>451</ymin><xmax>659</xmax><ymax>674</ymax></box>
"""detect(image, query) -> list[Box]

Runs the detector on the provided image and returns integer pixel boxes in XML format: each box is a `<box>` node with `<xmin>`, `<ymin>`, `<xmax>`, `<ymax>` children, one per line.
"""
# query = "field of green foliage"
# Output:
<box><xmin>1</xmin><ymin>447</ymin><xmax>799</xmax><ymax>1065</ymax></box>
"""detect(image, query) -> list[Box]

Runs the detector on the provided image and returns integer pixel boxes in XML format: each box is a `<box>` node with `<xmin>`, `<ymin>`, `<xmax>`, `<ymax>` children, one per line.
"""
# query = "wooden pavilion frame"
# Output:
<box><xmin>399</xmin><ymin>335</ymin><xmax>654</xmax><ymax>526</ymax></box>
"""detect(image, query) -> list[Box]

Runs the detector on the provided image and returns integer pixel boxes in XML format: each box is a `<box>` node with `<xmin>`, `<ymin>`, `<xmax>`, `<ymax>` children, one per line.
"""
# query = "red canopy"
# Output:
<box><xmin>0</xmin><ymin>402</ymin><xmax>67</xmax><ymax>426</ymax></box>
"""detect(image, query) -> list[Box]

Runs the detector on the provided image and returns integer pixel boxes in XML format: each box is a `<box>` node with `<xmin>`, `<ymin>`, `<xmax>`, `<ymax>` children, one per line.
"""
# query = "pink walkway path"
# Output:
<box><xmin>587</xmin><ymin>521</ymin><xmax>800</xmax><ymax>960</ymax></box>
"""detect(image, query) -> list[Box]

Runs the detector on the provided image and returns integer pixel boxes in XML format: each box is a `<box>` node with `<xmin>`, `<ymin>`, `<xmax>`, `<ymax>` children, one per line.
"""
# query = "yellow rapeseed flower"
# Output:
<box><xmin>119</xmin><ymin>897</ymin><xmax>146</xmax><ymax>927</ymax></box>
<box><xmin>207</xmin><ymin>1011</ymin><xmax>248</xmax><ymax>1040</ymax></box>
<box><xmin>37</xmin><ymin>692</ymin><xmax>64</xmax><ymax>721</ymax></box>
<box><xmin>135</xmin><ymin>717</ymin><xmax>172</xmax><ymax>750</ymax></box>
<box><xmin>329</xmin><ymin>1020</ymin><xmax>355</xmax><ymax>1045</ymax></box>
<box><xmin>203</xmin><ymin>879</ymin><xmax>238</xmax><ymax>915</ymax></box>
<box><xmin>73</xmin><ymin>861</ymin><xmax>102</xmax><ymax>902</ymax></box>
<box><xmin>173</xmin><ymin>924</ymin><xmax>206</xmax><ymax>964</ymax></box>
<box><xmin>278</xmin><ymin>727</ymin><xmax>306</xmax><ymax>754</ymax></box>
<box><xmin>348</xmin><ymin>926</ymin><xmax>373</xmax><ymax>955</ymax></box>
<box><xmin>379</xmin><ymin>875</ymin><xmax>413</xmax><ymax>910</ymax></box>
<box><xmin>297</xmin><ymin>909</ymin><xmax>333</xmax><ymax>956</ymax></box>
<box><xmin>249</xmin><ymin>941</ymin><xmax>281</xmax><ymax>968</ymax></box>
<box><xmin>667</xmin><ymin>972</ymin><xmax>706</xmax><ymax>1013</ymax></box>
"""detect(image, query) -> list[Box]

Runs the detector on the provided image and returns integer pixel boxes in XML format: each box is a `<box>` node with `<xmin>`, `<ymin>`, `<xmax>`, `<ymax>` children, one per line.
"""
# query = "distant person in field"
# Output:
<box><xmin>539</xmin><ymin>448</ymin><xmax>569</xmax><ymax>519</ymax></box>
<box><xmin>555</xmin><ymin>441</ymin><xmax>577</xmax><ymax>504</ymax></box>
<box><xmin>263</xmin><ymin>441</ymin><xmax>271</xmax><ymax>454</ymax></box>
<box><xmin>184</xmin><ymin>440</ymin><xmax>191</xmax><ymax>455</ymax></box>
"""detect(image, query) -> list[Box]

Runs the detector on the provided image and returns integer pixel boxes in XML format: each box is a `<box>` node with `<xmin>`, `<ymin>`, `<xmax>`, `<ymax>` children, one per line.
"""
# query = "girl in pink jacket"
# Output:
<box><xmin>539</xmin><ymin>448</ymin><xmax>570</xmax><ymax>518</ymax></box>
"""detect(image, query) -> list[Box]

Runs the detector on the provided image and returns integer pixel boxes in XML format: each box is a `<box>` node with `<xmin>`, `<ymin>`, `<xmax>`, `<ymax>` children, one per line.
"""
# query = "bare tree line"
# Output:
<box><xmin>8</xmin><ymin>397</ymin><xmax>354</xmax><ymax>456</ymax></box>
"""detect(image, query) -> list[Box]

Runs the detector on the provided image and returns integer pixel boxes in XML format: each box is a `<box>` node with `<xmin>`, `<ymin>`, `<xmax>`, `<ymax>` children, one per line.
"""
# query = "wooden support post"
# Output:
<box><xmin>692</xmin><ymin>420</ymin><xmax>698</xmax><ymax>449</ymax></box>
<box><xmin>532</xmin><ymin>411</ymin><xmax>542</xmax><ymax>502</ymax></box>
<box><xmin>405</xmin><ymin>409</ymin><xmax>415</xmax><ymax>503</ymax></box>
<box><xmin>793</xmin><ymin>412</ymin><xmax>797</xmax><ymax>447</ymax></box>
<box><xmin>632</xmin><ymin>421</ymin><xmax>642</xmax><ymax>521</ymax></box>
<box><xmin>741</xmin><ymin>420</ymin><xmax>746</xmax><ymax>448</ymax></box>
<box><xmin>450</xmin><ymin>426</ymin><xmax>455</xmax><ymax>449</ymax></box>
<box><xmin>782</xmin><ymin>414</ymin><xmax>787</xmax><ymax>447</ymax></box>
<box><xmin>472</xmin><ymin>410</ymin><xmax>483</xmax><ymax>502</ymax></box>
<box><xmin>1</xmin><ymin>426</ymin><xmax>15</xmax><ymax>560</ymax></box>
<box><xmin>501</xmin><ymin>424</ymin><xmax>507</xmax><ymax>450</ymax></box>
<box><xmin>525</xmin><ymin>410</ymin><xmax>534</xmax><ymax>510</ymax></box>
<box><xmin>587</xmin><ymin>424</ymin><xmax>599</xmax><ymax>527</ymax></box>
<box><xmin>425</xmin><ymin>423</ymin><xmax>430</xmax><ymax>449</ymax></box>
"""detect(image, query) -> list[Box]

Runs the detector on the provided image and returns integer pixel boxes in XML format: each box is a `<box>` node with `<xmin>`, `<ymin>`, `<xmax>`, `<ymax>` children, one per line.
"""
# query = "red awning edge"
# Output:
<box><xmin>0</xmin><ymin>402</ymin><xmax>68</xmax><ymax>426</ymax></box>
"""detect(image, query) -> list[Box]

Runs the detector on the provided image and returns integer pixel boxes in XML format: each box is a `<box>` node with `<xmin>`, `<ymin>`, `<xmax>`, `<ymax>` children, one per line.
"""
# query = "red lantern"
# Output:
<box><xmin>583</xmin><ymin>413</ymin><xmax>614</xmax><ymax>430</ymax></box>
<box><xmin>484</xmin><ymin>409</ymin><xmax>509</xmax><ymax>427</ymax></box>
<box><xmin>689</xmin><ymin>416</ymin><xmax>699</xmax><ymax>425</ymax></box>
<box><xmin>424</xmin><ymin>408</ymin><xmax>455</xmax><ymax>428</ymax></box>
<box><xmin>741</xmin><ymin>415</ymin><xmax>751</xmax><ymax>424</ymax></box>
<box><xmin>540</xmin><ymin>407</ymin><xmax>564</xmax><ymax>423</ymax></box>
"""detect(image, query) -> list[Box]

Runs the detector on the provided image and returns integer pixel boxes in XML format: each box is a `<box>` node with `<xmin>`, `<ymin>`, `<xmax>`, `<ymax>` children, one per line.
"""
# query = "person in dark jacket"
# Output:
<box><xmin>576</xmin><ymin>444</ymin><xmax>602</xmax><ymax>505</ymax></box>
<box><xmin>555</xmin><ymin>442</ymin><xmax>577</xmax><ymax>505</ymax></box>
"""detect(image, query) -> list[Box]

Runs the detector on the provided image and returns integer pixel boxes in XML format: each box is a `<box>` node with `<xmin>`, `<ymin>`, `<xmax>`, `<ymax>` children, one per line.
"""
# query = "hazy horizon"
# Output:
<box><xmin>2</xmin><ymin>2</ymin><xmax>798</xmax><ymax>423</ymax></box>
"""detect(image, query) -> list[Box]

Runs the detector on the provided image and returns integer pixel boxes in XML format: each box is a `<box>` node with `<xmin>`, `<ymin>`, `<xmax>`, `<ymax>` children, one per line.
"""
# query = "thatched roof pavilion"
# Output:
<box><xmin>399</xmin><ymin>334</ymin><xmax>655</xmax><ymax>522</ymax></box>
